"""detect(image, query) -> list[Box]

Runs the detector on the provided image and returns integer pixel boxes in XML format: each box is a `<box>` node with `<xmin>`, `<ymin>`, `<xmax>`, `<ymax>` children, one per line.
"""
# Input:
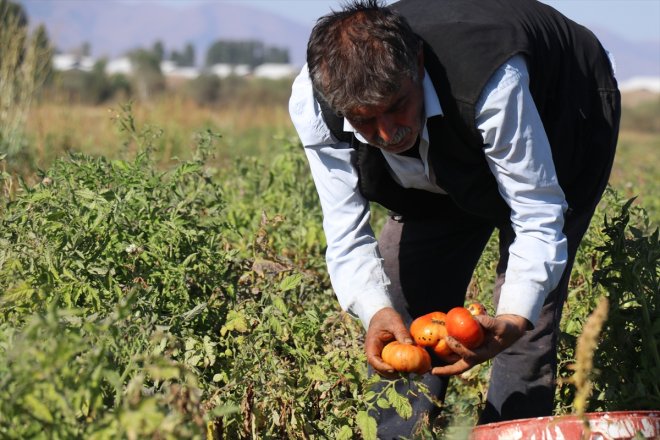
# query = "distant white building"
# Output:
<box><xmin>208</xmin><ymin>63</ymin><xmax>251</xmax><ymax>78</ymax></box>
<box><xmin>52</xmin><ymin>53</ymin><xmax>95</xmax><ymax>72</ymax></box>
<box><xmin>106</xmin><ymin>57</ymin><xmax>133</xmax><ymax>75</ymax></box>
<box><xmin>160</xmin><ymin>60</ymin><xmax>199</xmax><ymax>78</ymax></box>
<box><xmin>160</xmin><ymin>60</ymin><xmax>177</xmax><ymax>75</ymax></box>
<box><xmin>54</xmin><ymin>53</ymin><xmax>300</xmax><ymax>82</ymax></box>
<box><xmin>165</xmin><ymin>66</ymin><xmax>200</xmax><ymax>79</ymax></box>
<box><xmin>619</xmin><ymin>76</ymin><xmax>660</xmax><ymax>93</ymax></box>
<box><xmin>253</xmin><ymin>63</ymin><xmax>298</xmax><ymax>79</ymax></box>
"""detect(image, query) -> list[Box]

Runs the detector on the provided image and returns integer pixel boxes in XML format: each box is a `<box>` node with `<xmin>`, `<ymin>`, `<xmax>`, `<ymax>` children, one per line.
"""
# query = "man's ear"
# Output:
<box><xmin>416</xmin><ymin>45</ymin><xmax>425</xmax><ymax>82</ymax></box>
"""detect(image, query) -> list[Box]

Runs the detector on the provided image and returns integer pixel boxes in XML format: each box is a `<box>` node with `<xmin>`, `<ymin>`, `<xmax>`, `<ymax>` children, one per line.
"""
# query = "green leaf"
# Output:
<box><xmin>272</xmin><ymin>296</ymin><xmax>288</xmax><ymax>315</ymax></box>
<box><xmin>335</xmin><ymin>425</ymin><xmax>353</xmax><ymax>440</ymax></box>
<box><xmin>279</xmin><ymin>273</ymin><xmax>302</xmax><ymax>292</ymax></box>
<box><xmin>145</xmin><ymin>364</ymin><xmax>180</xmax><ymax>381</ymax></box>
<box><xmin>387</xmin><ymin>386</ymin><xmax>412</xmax><ymax>420</ymax></box>
<box><xmin>111</xmin><ymin>159</ymin><xmax>131</xmax><ymax>171</ymax></box>
<box><xmin>356</xmin><ymin>411</ymin><xmax>377</xmax><ymax>440</ymax></box>
<box><xmin>181</xmin><ymin>252</ymin><xmax>198</xmax><ymax>267</ymax></box>
<box><xmin>23</xmin><ymin>395</ymin><xmax>54</xmax><ymax>423</ymax></box>
<box><xmin>362</xmin><ymin>391</ymin><xmax>377</xmax><ymax>402</ymax></box>
<box><xmin>88</xmin><ymin>265</ymin><xmax>109</xmax><ymax>275</ymax></box>
<box><xmin>212</xmin><ymin>372</ymin><xmax>227</xmax><ymax>383</ymax></box>
<box><xmin>376</xmin><ymin>398</ymin><xmax>391</xmax><ymax>409</ymax></box>
<box><xmin>185</xmin><ymin>338</ymin><xmax>197</xmax><ymax>350</ymax></box>
<box><xmin>304</xmin><ymin>364</ymin><xmax>328</xmax><ymax>382</ymax></box>
<box><xmin>181</xmin><ymin>302</ymin><xmax>207</xmax><ymax>321</ymax></box>
<box><xmin>210</xmin><ymin>405</ymin><xmax>240</xmax><ymax>418</ymax></box>
<box><xmin>220</xmin><ymin>310</ymin><xmax>249</xmax><ymax>336</ymax></box>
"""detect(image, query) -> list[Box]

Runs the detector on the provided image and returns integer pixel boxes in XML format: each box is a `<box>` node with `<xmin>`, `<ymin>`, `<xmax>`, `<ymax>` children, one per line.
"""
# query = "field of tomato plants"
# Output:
<box><xmin>1</xmin><ymin>94</ymin><xmax>658</xmax><ymax>438</ymax></box>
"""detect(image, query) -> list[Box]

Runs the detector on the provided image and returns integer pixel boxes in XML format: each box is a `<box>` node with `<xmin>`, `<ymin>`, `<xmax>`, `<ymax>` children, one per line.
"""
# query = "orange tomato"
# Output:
<box><xmin>432</xmin><ymin>336</ymin><xmax>454</xmax><ymax>357</ymax></box>
<box><xmin>410</xmin><ymin>311</ymin><xmax>455</xmax><ymax>357</ymax></box>
<box><xmin>445</xmin><ymin>306</ymin><xmax>484</xmax><ymax>349</ymax></box>
<box><xmin>410</xmin><ymin>311</ymin><xmax>447</xmax><ymax>347</ymax></box>
<box><xmin>381</xmin><ymin>341</ymin><xmax>431</xmax><ymax>374</ymax></box>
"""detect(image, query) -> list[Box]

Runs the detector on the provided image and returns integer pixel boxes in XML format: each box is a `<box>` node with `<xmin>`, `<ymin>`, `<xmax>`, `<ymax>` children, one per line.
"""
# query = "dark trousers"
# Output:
<box><xmin>373</xmin><ymin>89</ymin><xmax>620</xmax><ymax>438</ymax></box>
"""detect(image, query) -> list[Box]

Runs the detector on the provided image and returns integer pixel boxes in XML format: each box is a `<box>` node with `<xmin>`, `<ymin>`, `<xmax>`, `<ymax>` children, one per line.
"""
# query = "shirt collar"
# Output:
<box><xmin>343</xmin><ymin>68</ymin><xmax>443</xmax><ymax>143</ymax></box>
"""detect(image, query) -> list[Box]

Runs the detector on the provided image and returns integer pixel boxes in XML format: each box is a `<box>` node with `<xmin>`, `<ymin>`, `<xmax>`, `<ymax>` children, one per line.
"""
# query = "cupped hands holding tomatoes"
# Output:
<box><xmin>430</xmin><ymin>309</ymin><xmax>531</xmax><ymax>376</ymax></box>
<box><xmin>366</xmin><ymin>302</ymin><xmax>531</xmax><ymax>377</ymax></box>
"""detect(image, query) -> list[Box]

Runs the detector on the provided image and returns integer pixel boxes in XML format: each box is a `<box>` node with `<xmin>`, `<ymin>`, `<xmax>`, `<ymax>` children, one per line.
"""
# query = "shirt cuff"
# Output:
<box><xmin>350</xmin><ymin>290</ymin><xmax>394</xmax><ymax>330</ymax></box>
<box><xmin>495</xmin><ymin>282</ymin><xmax>546</xmax><ymax>327</ymax></box>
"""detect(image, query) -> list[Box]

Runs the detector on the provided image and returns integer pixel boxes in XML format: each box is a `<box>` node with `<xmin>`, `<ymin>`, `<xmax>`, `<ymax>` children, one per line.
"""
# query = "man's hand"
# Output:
<box><xmin>365</xmin><ymin>307</ymin><xmax>413</xmax><ymax>378</ymax></box>
<box><xmin>431</xmin><ymin>314</ymin><xmax>530</xmax><ymax>376</ymax></box>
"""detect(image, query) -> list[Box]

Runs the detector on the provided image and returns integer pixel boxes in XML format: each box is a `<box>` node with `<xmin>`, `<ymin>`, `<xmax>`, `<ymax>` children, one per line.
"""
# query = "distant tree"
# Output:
<box><xmin>170</xmin><ymin>42</ymin><xmax>195</xmax><ymax>67</ymax></box>
<box><xmin>0</xmin><ymin>0</ymin><xmax>26</xmax><ymax>28</ymax></box>
<box><xmin>128</xmin><ymin>48</ymin><xmax>165</xmax><ymax>101</ymax></box>
<box><xmin>170</xmin><ymin>49</ymin><xmax>181</xmax><ymax>64</ymax></box>
<box><xmin>0</xmin><ymin>0</ymin><xmax>53</xmax><ymax>156</ymax></box>
<box><xmin>152</xmin><ymin>40</ymin><xmax>165</xmax><ymax>63</ymax></box>
<box><xmin>205</xmin><ymin>39</ymin><xmax>289</xmax><ymax>67</ymax></box>
<box><xmin>185</xmin><ymin>74</ymin><xmax>220</xmax><ymax>106</ymax></box>
<box><xmin>86</xmin><ymin>59</ymin><xmax>112</xmax><ymax>103</ymax></box>
<box><xmin>80</xmin><ymin>41</ymin><xmax>91</xmax><ymax>57</ymax></box>
<box><xmin>55</xmin><ymin>60</ymin><xmax>108</xmax><ymax>104</ymax></box>
<box><xmin>263</xmin><ymin>47</ymin><xmax>289</xmax><ymax>63</ymax></box>
<box><xmin>108</xmin><ymin>73</ymin><xmax>132</xmax><ymax>100</ymax></box>
<box><xmin>182</xmin><ymin>42</ymin><xmax>195</xmax><ymax>67</ymax></box>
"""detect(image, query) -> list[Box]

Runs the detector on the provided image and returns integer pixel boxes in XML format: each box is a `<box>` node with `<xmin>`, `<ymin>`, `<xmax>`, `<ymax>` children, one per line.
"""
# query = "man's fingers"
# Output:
<box><xmin>445</xmin><ymin>336</ymin><xmax>478</xmax><ymax>359</ymax></box>
<box><xmin>474</xmin><ymin>313</ymin><xmax>498</xmax><ymax>329</ymax></box>
<box><xmin>394</xmin><ymin>328</ymin><xmax>414</xmax><ymax>345</ymax></box>
<box><xmin>432</xmin><ymin>359</ymin><xmax>472</xmax><ymax>376</ymax></box>
<box><xmin>431</xmin><ymin>337</ymin><xmax>483</xmax><ymax>376</ymax></box>
<box><xmin>366</xmin><ymin>350</ymin><xmax>397</xmax><ymax>376</ymax></box>
<box><xmin>435</xmin><ymin>352</ymin><xmax>461</xmax><ymax>364</ymax></box>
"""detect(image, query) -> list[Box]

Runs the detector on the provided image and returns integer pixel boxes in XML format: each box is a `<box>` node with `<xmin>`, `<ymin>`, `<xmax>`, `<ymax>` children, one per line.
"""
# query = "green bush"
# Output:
<box><xmin>50</xmin><ymin>61</ymin><xmax>129</xmax><ymax>105</ymax></box>
<box><xmin>0</xmin><ymin>109</ymin><xmax>397</xmax><ymax>438</ymax></box>
<box><xmin>185</xmin><ymin>74</ymin><xmax>221</xmax><ymax>107</ymax></box>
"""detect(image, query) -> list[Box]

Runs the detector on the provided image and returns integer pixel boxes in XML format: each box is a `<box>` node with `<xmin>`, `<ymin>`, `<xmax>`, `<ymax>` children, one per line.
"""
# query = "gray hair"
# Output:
<box><xmin>307</xmin><ymin>0</ymin><xmax>421</xmax><ymax>116</ymax></box>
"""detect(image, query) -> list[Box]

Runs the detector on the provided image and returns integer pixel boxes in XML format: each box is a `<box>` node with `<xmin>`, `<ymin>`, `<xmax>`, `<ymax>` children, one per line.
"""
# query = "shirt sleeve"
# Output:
<box><xmin>475</xmin><ymin>55</ymin><xmax>569</xmax><ymax>326</ymax></box>
<box><xmin>288</xmin><ymin>65</ymin><xmax>394</xmax><ymax>328</ymax></box>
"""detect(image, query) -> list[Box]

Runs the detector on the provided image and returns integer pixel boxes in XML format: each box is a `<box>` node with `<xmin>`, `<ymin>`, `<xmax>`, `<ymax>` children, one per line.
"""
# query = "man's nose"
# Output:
<box><xmin>376</xmin><ymin>115</ymin><xmax>397</xmax><ymax>143</ymax></box>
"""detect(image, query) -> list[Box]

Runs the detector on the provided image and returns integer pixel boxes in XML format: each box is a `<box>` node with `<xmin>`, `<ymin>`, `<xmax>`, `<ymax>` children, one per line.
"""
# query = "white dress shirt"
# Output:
<box><xmin>289</xmin><ymin>55</ymin><xmax>569</xmax><ymax>329</ymax></box>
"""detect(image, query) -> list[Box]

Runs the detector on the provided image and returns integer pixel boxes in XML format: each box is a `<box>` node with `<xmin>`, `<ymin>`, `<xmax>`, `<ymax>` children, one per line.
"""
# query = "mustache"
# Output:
<box><xmin>372</xmin><ymin>127</ymin><xmax>411</xmax><ymax>148</ymax></box>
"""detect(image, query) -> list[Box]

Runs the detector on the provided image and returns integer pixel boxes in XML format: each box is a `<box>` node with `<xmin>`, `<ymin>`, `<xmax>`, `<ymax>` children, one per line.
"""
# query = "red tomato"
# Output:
<box><xmin>381</xmin><ymin>341</ymin><xmax>431</xmax><ymax>374</ymax></box>
<box><xmin>445</xmin><ymin>306</ymin><xmax>484</xmax><ymax>349</ymax></box>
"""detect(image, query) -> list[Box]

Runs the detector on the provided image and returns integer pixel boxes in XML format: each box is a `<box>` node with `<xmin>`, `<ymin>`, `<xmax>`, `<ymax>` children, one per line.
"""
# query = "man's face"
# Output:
<box><xmin>344</xmin><ymin>70</ymin><xmax>425</xmax><ymax>155</ymax></box>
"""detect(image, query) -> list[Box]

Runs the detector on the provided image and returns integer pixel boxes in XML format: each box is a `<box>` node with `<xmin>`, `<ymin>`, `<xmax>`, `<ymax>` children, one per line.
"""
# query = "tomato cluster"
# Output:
<box><xmin>381</xmin><ymin>302</ymin><xmax>487</xmax><ymax>374</ymax></box>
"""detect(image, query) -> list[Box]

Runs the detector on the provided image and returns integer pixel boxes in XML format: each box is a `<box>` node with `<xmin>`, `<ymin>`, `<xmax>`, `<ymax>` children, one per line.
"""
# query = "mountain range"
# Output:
<box><xmin>18</xmin><ymin>0</ymin><xmax>660</xmax><ymax>81</ymax></box>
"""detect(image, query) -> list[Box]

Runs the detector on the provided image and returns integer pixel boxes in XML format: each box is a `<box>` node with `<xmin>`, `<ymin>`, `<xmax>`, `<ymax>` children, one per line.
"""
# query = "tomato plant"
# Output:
<box><xmin>445</xmin><ymin>307</ymin><xmax>484</xmax><ymax>349</ymax></box>
<box><xmin>381</xmin><ymin>341</ymin><xmax>431</xmax><ymax>374</ymax></box>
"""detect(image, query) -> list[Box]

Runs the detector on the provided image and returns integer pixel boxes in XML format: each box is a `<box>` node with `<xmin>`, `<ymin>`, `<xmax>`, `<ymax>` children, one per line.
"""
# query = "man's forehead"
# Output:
<box><xmin>344</xmin><ymin>77</ymin><xmax>416</xmax><ymax>118</ymax></box>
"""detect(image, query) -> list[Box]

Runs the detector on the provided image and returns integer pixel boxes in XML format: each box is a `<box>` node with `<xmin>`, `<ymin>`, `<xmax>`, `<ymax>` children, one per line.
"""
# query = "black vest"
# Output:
<box><xmin>317</xmin><ymin>0</ymin><xmax>618</xmax><ymax>224</ymax></box>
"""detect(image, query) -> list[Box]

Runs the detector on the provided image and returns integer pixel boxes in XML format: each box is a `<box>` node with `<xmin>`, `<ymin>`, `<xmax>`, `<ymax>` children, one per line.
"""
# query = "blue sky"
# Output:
<box><xmin>167</xmin><ymin>0</ymin><xmax>659</xmax><ymax>43</ymax></box>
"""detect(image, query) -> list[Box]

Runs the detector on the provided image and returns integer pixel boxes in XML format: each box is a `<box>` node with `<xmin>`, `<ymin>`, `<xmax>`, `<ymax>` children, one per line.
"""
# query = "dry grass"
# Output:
<box><xmin>24</xmin><ymin>95</ymin><xmax>296</xmax><ymax>170</ymax></box>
